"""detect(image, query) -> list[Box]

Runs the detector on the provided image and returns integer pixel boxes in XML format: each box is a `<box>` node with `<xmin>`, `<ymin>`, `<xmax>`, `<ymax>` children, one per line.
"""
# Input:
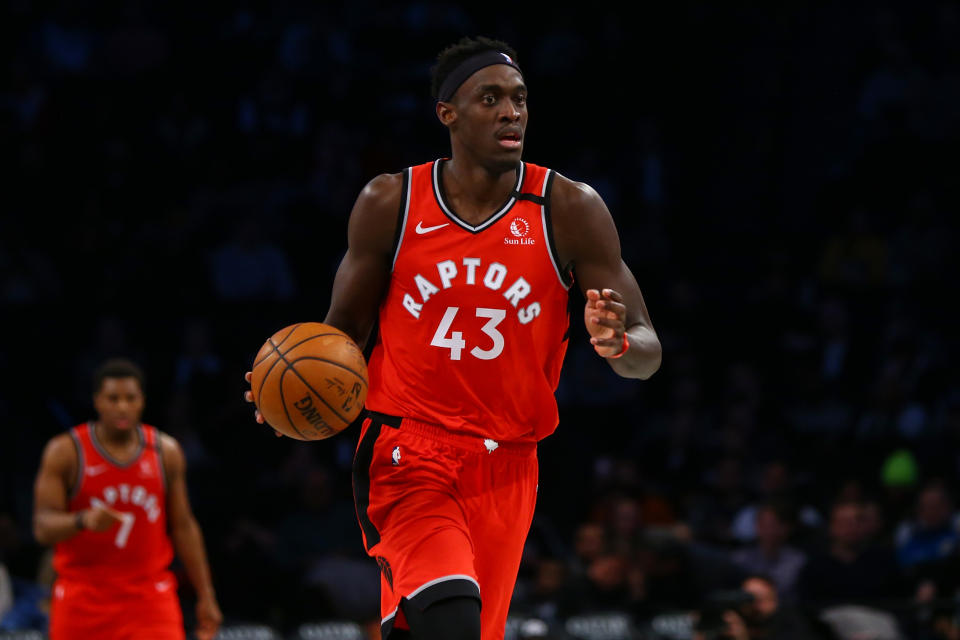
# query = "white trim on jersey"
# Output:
<box><xmin>392</xmin><ymin>167</ymin><xmax>413</xmax><ymax>271</ymax></box>
<box><xmin>382</xmin><ymin>606</ymin><xmax>398</xmax><ymax>625</ymax></box>
<box><xmin>432</xmin><ymin>160</ymin><xmax>525</xmax><ymax>233</ymax></box>
<box><xmin>540</xmin><ymin>170</ymin><xmax>571</xmax><ymax>290</ymax></box>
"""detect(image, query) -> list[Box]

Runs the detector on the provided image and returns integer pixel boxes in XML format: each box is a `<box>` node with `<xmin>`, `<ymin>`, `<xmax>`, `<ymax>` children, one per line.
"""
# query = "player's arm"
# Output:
<box><xmin>33</xmin><ymin>435</ymin><xmax>123</xmax><ymax>545</ymax></box>
<box><xmin>323</xmin><ymin>172</ymin><xmax>404</xmax><ymax>347</ymax></box>
<box><xmin>551</xmin><ymin>175</ymin><xmax>662</xmax><ymax>379</ymax></box>
<box><xmin>161</xmin><ymin>434</ymin><xmax>222</xmax><ymax>640</ymax></box>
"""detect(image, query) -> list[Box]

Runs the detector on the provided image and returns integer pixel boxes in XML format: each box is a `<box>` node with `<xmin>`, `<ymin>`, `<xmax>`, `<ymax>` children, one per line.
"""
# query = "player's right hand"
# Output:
<box><xmin>82</xmin><ymin>505</ymin><xmax>125</xmax><ymax>532</ymax></box>
<box><xmin>243</xmin><ymin>371</ymin><xmax>283</xmax><ymax>437</ymax></box>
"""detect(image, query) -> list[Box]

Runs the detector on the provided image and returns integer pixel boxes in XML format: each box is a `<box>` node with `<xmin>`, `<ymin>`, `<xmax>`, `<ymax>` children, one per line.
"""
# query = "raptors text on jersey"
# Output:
<box><xmin>365</xmin><ymin>160</ymin><xmax>572</xmax><ymax>442</ymax></box>
<box><xmin>53</xmin><ymin>423</ymin><xmax>174</xmax><ymax>584</ymax></box>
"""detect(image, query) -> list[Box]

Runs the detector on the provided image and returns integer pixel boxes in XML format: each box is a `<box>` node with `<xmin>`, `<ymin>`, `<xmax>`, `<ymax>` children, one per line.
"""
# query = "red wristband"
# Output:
<box><xmin>607</xmin><ymin>333</ymin><xmax>630</xmax><ymax>359</ymax></box>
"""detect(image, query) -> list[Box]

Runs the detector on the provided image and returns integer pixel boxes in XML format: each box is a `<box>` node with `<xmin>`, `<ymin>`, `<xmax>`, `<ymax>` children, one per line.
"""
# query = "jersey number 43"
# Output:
<box><xmin>430</xmin><ymin>307</ymin><xmax>506</xmax><ymax>360</ymax></box>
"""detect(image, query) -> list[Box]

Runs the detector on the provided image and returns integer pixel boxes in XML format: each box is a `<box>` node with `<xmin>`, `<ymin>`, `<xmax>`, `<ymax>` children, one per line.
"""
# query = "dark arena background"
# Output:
<box><xmin>2</xmin><ymin>2</ymin><xmax>959</xmax><ymax>639</ymax></box>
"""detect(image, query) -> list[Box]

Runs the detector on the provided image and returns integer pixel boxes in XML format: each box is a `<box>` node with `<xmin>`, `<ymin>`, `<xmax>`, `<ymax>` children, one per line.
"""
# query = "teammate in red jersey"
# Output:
<box><xmin>34</xmin><ymin>358</ymin><xmax>222</xmax><ymax>640</ymax></box>
<box><xmin>245</xmin><ymin>36</ymin><xmax>661</xmax><ymax>640</ymax></box>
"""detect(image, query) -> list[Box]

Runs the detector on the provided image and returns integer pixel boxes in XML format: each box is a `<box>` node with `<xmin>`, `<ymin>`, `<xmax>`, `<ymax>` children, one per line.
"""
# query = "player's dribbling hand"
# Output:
<box><xmin>243</xmin><ymin>371</ymin><xmax>283</xmax><ymax>437</ymax></box>
<box><xmin>584</xmin><ymin>288</ymin><xmax>627</xmax><ymax>357</ymax></box>
<box><xmin>82</xmin><ymin>505</ymin><xmax>125</xmax><ymax>532</ymax></box>
<box><xmin>195</xmin><ymin>596</ymin><xmax>223</xmax><ymax>640</ymax></box>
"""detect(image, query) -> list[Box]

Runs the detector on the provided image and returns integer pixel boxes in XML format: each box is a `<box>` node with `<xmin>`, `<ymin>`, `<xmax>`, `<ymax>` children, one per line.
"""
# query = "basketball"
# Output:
<box><xmin>250</xmin><ymin>322</ymin><xmax>368</xmax><ymax>440</ymax></box>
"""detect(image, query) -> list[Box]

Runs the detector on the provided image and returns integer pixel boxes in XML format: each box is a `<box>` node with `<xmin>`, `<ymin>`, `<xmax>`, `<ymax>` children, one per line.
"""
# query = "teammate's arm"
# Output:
<box><xmin>551</xmin><ymin>175</ymin><xmax>662</xmax><ymax>379</ymax></box>
<box><xmin>33</xmin><ymin>435</ymin><xmax>123</xmax><ymax>544</ymax></box>
<box><xmin>323</xmin><ymin>172</ymin><xmax>404</xmax><ymax>347</ymax></box>
<box><xmin>161</xmin><ymin>434</ymin><xmax>222</xmax><ymax>640</ymax></box>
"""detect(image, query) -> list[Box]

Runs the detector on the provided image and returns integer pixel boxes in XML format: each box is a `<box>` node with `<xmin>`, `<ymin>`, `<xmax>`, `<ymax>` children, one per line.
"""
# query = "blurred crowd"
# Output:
<box><xmin>1</xmin><ymin>1</ymin><xmax>959</xmax><ymax>639</ymax></box>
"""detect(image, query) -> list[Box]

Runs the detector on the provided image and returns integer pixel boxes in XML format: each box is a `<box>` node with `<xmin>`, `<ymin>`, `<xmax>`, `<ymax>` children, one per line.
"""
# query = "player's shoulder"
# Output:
<box><xmin>545</xmin><ymin>172</ymin><xmax>618</xmax><ymax>266</ymax></box>
<box><xmin>156</xmin><ymin>430</ymin><xmax>186</xmax><ymax>473</ymax></box>
<box><xmin>155</xmin><ymin>430</ymin><xmax>183</xmax><ymax>457</ymax></box>
<box><xmin>549</xmin><ymin>172</ymin><xmax>605</xmax><ymax>209</ymax></box>
<box><xmin>40</xmin><ymin>432</ymin><xmax>78</xmax><ymax>470</ymax></box>
<box><xmin>548</xmin><ymin>172</ymin><xmax>612</xmax><ymax>233</ymax></box>
<box><xmin>358</xmin><ymin>171</ymin><xmax>405</xmax><ymax>207</ymax></box>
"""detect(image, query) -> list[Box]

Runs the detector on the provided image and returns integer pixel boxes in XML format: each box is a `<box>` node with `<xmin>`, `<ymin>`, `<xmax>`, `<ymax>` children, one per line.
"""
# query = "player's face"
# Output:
<box><xmin>93</xmin><ymin>377</ymin><xmax>144</xmax><ymax>431</ymax></box>
<box><xmin>450</xmin><ymin>65</ymin><xmax>527</xmax><ymax>170</ymax></box>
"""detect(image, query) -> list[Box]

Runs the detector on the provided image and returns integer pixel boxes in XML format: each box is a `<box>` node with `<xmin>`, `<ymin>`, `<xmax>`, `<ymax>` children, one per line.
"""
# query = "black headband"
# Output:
<box><xmin>437</xmin><ymin>50</ymin><xmax>523</xmax><ymax>102</ymax></box>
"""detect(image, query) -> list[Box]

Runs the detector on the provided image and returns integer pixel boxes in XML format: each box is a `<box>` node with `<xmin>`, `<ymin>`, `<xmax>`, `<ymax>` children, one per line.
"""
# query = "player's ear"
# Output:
<box><xmin>436</xmin><ymin>101</ymin><xmax>457</xmax><ymax>127</ymax></box>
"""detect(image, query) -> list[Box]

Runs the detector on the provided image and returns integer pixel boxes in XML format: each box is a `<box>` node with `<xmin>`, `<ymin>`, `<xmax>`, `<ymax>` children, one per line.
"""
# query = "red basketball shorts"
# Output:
<box><xmin>352</xmin><ymin>412</ymin><xmax>539</xmax><ymax>640</ymax></box>
<box><xmin>49</xmin><ymin>573</ymin><xmax>184</xmax><ymax>640</ymax></box>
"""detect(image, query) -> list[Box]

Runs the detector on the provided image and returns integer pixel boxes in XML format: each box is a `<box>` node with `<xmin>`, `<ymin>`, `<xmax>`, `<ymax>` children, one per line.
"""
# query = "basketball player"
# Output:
<box><xmin>245</xmin><ymin>36</ymin><xmax>661</xmax><ymax>640</ymax></box>
<box><xmin>34</xmin><ymin>358</ymin><xmax>222</xmax><ymax>640</ymax></box>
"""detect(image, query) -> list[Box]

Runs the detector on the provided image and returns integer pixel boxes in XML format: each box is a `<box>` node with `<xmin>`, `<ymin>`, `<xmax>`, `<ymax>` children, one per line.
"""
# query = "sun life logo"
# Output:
<box><xmin>510</xmin><ymin>217</ymin><xmax>529</xmax><ymax>237</ymax></box>
<box><xmin>503</xmin><ymin>216</ymin><xmax>536</xmax><ymax>244</ymax></box>
<box><xmin>505</xmin><ymin>217</ymin><xmax>535</xmax><ymax>246</ymax></box>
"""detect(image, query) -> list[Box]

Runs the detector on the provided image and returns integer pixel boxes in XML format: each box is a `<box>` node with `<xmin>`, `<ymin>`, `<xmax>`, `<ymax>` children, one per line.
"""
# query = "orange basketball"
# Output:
<box><xmin>250</xmin><ymin>322</ymin><xmax>368</xmax><ymax>440</ymax></box>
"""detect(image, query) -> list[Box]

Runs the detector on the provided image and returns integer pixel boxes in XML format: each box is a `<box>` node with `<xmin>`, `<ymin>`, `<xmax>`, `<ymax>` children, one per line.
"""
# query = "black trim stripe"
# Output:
<box><xmin>352</xmin><ymin>419</ymin><xmax>384</xmax><ymax>550</ymax></box>
<box><xmin>511</xmin><ymin>191</ymin><xmax>546</xmax><ymax>205</ymax></box>
<box><xmin>365</xmin><ymin>411</ymin><xmax>402</xmax><ymax>429</ymax></box>
<box><xmin>541</xmin><ymin>170</ymin><xmax>573</xmax><ymax>289</ymax></box>
<box><xmin>89</xmin><ymin>422</ymin><xmax>145</xmax><ymax>468</ymax></box>
<box><xmin>67</xmin><ymin>428</ymin><xmax>84</xmax><ymax>500</ymax></box>
<box><xmin>432</xmin><ymin>159</ymin><xmax>524</xmax><ymax>234</ymax></box>
<box><xmin>563</xmin><ymin>287</ymin><xmax>576</xmax><ymax>342</ymax></box>
<box><xmin>390</xmin><ymin>168</ymin><xmax>411</xmax><ymax>271</ymax></box>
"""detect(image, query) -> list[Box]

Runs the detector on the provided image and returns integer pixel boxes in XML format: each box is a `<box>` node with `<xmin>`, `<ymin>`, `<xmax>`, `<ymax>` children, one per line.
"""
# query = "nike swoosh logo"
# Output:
<box><xmin>85</xmin><ymin>465</ymin><xmax>108</xmax><ymax>476</ymax></box>
<box><xmin>415</xmin><ymin>221</ymin><xmax>449</xmax><ymax>235</ymax></box>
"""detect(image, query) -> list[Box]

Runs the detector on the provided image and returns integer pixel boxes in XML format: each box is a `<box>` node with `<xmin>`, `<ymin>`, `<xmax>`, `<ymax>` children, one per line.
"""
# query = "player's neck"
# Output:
<box><xmin>94</xmin><ymin>421</ymin><xmax>138</xmax><ymax>446</ymax></box>
<box><xmin>443</xmin><ymin>156</ymin><xmax>518</xmax><ymax>221</ymax></box>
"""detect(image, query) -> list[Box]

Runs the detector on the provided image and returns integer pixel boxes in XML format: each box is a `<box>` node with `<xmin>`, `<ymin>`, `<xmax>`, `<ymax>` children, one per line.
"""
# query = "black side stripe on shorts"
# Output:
<box><xmin>352</xmin><ymin>418</ymin><xmax>384</xmax><ymax>549</ymax></box>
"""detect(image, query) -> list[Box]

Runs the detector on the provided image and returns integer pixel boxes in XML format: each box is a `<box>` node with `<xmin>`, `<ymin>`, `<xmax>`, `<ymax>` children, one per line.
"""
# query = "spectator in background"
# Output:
<box><xmin>895</xmin><ymin>480</ymin><xmax>960</xmax><ymax>571</ymax></box>
<box><xmin>798</xmin><ymin>499</ymin><xmax>906</xmax><ymax>609</ymax></box>
<box><xmin>512</xmin><ymin>557</ymin><xmax>573</xmax><ymax>623</ymax></box>
<box><xmin>599</xmin><ymin>493</ymin><xmax>644</xmax><ymax>556</ymax></box>
<box><xmin>695</xmin><ymin>575</ymin><xmax>825</xmax><ymax>640</ymax></box>
<box><xmin>731</xmin><ymin>501</ymin><xmax>807</xmax><ymax>603</ymax></box>
<box><xmin>570</xmin><ymin>522</ymin><xmax>608</xmax><ymax>579</ymax></box>
<box><xmin>879</xmin><ymin>448</ymin><xmax>920</xmax><ymax>527</ymax></box>
<box><xmin>563</xmin><ymin>552</ymin><xmax>633</xmax><ymax>615</ymax></box>
<box><xmin>729</xmin><ymin>459</ymin><xmax>822</xmax><ymax>544</ymax></box>
<box><xmin>688</xmin><ymin>456</ymin><xmax>750</xmax><ymax>545</ymax></box>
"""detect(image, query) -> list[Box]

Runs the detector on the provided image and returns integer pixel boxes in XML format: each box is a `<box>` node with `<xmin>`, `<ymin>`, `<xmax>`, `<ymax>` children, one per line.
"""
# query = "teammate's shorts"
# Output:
<box><xmin>352</xmin><ymin>412</ymin><xmax>539</xmax><ymax>640</ymax></box>
<box><xmin>49</xmin><ymin>572</ymin><xmax>184</xmax><ymax>640</ymax></box>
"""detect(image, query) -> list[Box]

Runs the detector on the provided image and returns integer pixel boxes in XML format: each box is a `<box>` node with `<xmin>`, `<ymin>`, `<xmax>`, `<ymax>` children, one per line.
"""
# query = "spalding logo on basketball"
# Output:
<box><xmin>510</xmin><ymin>217</ymin><xmax>530</xmax><ymax>238</ymax></box>
<box><xmin>251</xmin><ymin>322</ymin><xmax>368</xmax><ymax>441</ymax></box>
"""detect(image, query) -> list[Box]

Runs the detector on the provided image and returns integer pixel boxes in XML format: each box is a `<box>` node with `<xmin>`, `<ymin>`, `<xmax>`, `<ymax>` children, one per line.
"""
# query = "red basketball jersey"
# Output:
<box><xmin>53</xmin><ymin>423</ymin><xmax>174</xmax><ymax>584</ymax></box>
<box><xmin>365</xmin><ymin>159</ymin><xmax>571</xmax><ymax>442</ymax></box>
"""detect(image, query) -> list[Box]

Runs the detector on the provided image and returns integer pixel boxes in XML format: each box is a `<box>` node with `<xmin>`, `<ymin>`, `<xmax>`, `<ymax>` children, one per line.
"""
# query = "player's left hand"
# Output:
<box><xmin>194</xmin><ymin>596</ymin><xmax>223</xmax><ymax>640</ymax></box>
<box><xmin>584</xmin><ymin>288</ymin><xmax>627</xmax><ymax>357</ymax></box>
